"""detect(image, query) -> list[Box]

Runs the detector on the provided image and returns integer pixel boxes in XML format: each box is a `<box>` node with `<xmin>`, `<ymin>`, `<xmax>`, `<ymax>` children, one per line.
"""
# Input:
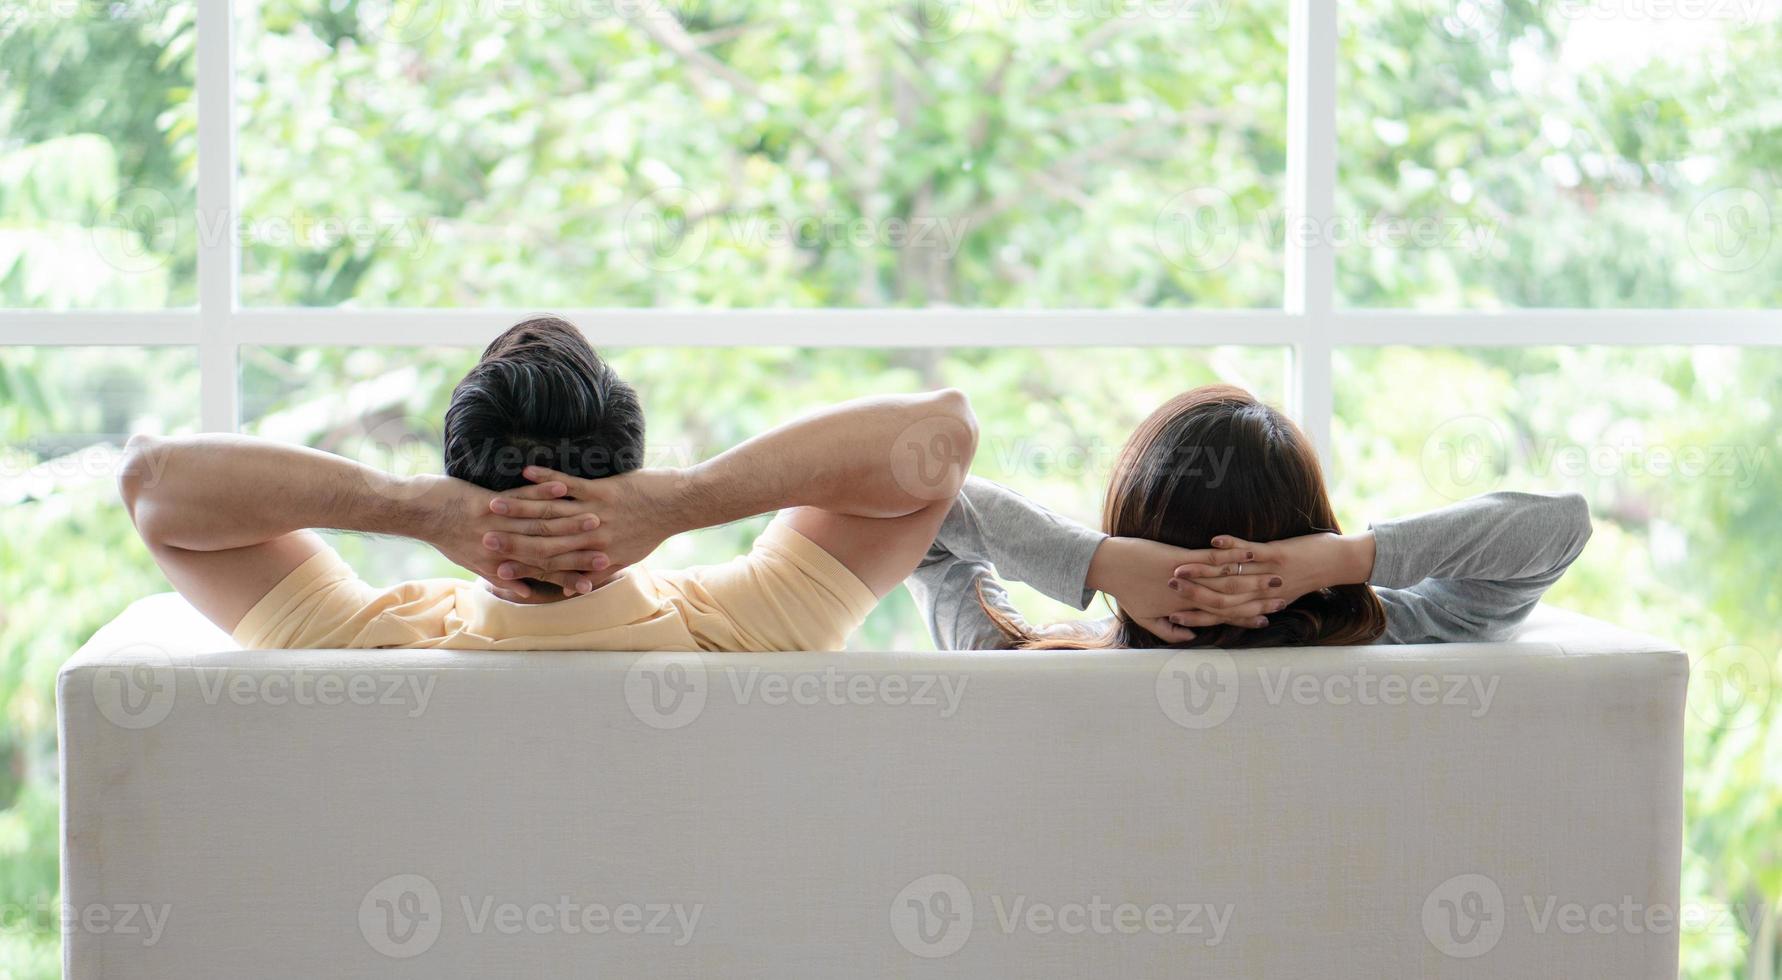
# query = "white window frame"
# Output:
<box><xmin>0</xmin><ymin>0</ymin><xmax>1775</xmax><ymax>462</ymax></box>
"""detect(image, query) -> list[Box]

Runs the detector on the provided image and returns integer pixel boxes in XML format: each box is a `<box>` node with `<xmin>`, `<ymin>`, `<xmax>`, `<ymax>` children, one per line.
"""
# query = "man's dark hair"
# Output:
<box><xmin>443</xmin><ymin>316</ymin><xmax>645</xmax><ymax>491</ymax></box>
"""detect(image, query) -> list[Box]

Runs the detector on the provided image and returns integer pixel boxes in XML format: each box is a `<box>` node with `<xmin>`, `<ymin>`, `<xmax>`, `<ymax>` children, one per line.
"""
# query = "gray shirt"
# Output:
<box><xmin>907</xmin><ymin>477</ymin><xmax>1593</xmax><ymax>649</ymax></box>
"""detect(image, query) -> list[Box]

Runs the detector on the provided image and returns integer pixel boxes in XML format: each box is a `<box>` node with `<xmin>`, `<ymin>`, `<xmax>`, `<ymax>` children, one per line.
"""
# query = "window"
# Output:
<box><xmin>238</xmin><ymin>0</ymin><xmax>1288</xmax><ymax>307</ymax></box>
<box><xmin>2</xmin><ymin>3</ymin><xmax>1777</xmax><ymax>977</ymax></box>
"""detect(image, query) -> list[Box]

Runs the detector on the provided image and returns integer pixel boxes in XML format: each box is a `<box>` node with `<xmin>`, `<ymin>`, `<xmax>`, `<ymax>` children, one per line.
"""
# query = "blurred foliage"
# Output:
<box><xmin>1341</xmin><ymin>0</ymin><xmax>1782</xmax><ymax>307</ymax></box>
<box><xmin>1</xmin><ymin>1</ymin><xmax>1779</xmax><ymax>978</ymax></box>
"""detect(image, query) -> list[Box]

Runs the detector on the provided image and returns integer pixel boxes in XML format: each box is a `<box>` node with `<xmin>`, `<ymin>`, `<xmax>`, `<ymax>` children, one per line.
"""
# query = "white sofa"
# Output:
<box><xmin>59</xmin><ymin>593</ymin><xmax>1687</xmax><ymax>979</ymax></box>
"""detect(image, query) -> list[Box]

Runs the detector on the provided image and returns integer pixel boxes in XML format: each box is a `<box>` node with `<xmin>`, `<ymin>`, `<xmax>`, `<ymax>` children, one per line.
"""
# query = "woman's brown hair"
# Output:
<box><xmin>986</xmin><ymin>385</ymin><xmax>1387</xmax><ymax>649</ymax></box>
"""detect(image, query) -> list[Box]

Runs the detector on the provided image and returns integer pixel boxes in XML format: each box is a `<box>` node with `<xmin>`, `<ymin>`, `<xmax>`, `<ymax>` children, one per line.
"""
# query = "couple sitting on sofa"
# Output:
<box><xmin>119</xmin><ymin>316</ymin><xmax>1591</xmax><ymax>653</ymax></box>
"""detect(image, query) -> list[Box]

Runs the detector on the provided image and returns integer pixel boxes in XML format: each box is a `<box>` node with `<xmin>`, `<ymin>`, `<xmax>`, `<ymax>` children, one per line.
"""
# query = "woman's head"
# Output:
<box><xmin>992</xmin><ymin>384</ymin><xmax>1385</xmax><ymax>649</ymax></box>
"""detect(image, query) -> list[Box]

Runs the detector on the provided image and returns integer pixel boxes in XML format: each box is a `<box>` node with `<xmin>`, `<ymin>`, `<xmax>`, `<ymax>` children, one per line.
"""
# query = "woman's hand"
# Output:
<box><xmin>412</xmin><ymin>475</ymin><xmax>609</xmax><ymax>599</ymax></box>
<box><xmin>1163</xmin><ymin>531</ymin><xmax>1376</xmax><ymax>631</ymax></box>
<box><xmin>1088</xmin><ymin>537</ymin><xmax>1276</xmax><ymax>641</ymax></box>
<box><xmin>477</xmin><ymin>465</ymin><xmax>692</xmax><ymax>588</ymax></box>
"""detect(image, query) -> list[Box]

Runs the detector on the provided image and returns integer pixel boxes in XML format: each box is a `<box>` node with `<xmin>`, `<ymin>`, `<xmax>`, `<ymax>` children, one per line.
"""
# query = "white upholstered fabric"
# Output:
<box><xmin>60</xmin><ymin>593</ymin><xmax>1687</xmax><ymax>978</ymax></box>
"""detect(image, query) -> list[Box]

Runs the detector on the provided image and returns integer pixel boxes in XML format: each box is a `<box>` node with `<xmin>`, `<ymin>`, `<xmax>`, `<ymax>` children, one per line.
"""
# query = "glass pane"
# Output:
<box><xmin>0</xmin><ymin>2</ymin><xmax>198</xmax><ymax>308</ymax></box>
<box><xmin>1339</xmin><ymin>1</ymin><xmax>1782</xmax><ymax>309</ymax></box>
<box><xmin>0</xmin><ymin>346</ymin><xmax>198</xmax><ymax>974</ymax></box>
<box><xmin>239</xmin><ymin>0</ymin><xmax>1286</xmax><ymax>308</ymax></box>
<box><xmin>1333</xmin><ymin>346</ymin><xmax>1781</xmax><ymax>980</ymax></box>
<box><xmin>241</xmin><ymin>343</ymin><xmax>1288</xmax><ymax>647</ymax></box>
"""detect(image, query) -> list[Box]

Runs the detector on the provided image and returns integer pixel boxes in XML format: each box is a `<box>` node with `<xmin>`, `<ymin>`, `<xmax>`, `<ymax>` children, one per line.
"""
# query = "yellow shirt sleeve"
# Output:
<box><xmin>653</xmin><ymin>521</ymin><xmax>879</xmax><ymax>651</ymax></box>
<box><xmin>231</xmin><ymin>546</ymin><xmax>457</xmax><ymax>649</ymax></box>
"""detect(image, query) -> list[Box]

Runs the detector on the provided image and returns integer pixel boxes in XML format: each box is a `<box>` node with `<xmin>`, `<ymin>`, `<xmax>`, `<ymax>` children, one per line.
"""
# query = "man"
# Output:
<box><xmin>118</xmin><ymin>316</ymin><xmax>978</xmax><ymax>651</ymax></box>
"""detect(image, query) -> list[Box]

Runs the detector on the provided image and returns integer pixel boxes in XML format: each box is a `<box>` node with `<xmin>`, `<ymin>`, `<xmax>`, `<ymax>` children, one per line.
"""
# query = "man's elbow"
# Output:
<box><xmin>118</xmin><ymin>433</ymin><xmax>173</xmax><ymax>541</ymax></box>
<box><xmin>922</xmin><ymin>387</ymin><xmax>979</xmax><ymax>499</ymax></box>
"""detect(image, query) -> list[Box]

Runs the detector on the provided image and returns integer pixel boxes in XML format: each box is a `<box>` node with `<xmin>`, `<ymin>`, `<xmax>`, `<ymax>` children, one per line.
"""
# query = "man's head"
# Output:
<box><xmin>443</xmin><ymin>316</ymin><xmax>645</xmax><ymax>491</ymax></box>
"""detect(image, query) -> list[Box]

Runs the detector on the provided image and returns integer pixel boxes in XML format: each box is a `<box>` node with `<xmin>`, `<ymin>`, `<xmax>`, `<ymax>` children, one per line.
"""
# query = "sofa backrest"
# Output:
<box><xmin>58</xmin><ymin>593</ymin><xmax>1686</xmax><ymax>978</ymax></box>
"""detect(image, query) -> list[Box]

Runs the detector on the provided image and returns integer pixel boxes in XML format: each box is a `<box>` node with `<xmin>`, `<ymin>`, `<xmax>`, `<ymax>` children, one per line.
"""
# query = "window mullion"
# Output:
<box><xmin>1286</xmin><ymin>0</ymin><xmax>1338</xmax><ymax>462</ymax></box>
<box><xmin>196</xmin><ymin>0</ymin><xmax>239</xmax><ymax>432</ymax></box>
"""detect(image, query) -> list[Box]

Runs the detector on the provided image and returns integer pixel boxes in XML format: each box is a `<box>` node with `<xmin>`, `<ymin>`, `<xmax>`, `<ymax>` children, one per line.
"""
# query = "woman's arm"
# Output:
<box><xmin>905</xmin><ymin>477</ymin><xmax>1105</xmax><ymax>649</ymax></box>
<box><xmin>1368</xmin><ymin>490</ymin><xmax>1593</xmax><ymax>643</ymax></box>
<box><xmin>905</xmin><ymin>477</ymin><xmax>1238</xmax><ymax>648</ymax></box>
<box><xmin>1166</xmin><ymin>491</ymin><xmax>1592</xmax><ymax>644</ymax></box>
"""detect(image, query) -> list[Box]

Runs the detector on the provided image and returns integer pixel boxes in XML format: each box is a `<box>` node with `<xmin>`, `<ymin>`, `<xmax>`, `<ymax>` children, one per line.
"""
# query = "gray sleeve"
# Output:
<box><xmin>904</xmin><ymin>477</ymin><xmax>1107</xmax><ymax>650</ymax></box>
<box><xmin>1369</xmin><ymin>491</ymin><xmax>1593</xmax><ymax>644</ymax></box>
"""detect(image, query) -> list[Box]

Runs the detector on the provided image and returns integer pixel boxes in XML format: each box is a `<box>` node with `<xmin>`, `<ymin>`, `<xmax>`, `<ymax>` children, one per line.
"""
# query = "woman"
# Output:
<box><xmin>907</xmin><ymin>385</ymin><xmax>1591</xmax><ymax>649</ymax></box>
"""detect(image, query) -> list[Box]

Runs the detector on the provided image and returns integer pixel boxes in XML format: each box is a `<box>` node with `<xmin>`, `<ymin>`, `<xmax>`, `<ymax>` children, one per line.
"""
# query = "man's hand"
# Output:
<box><xmin>410</xmin><ymin>474</ymin><xmax>612</xmax><ymax>599</ymax></box>
<box><xmin>477</xmin><ymin>465</ymin><xmax>692</xmax><ymax>587</ymax></box>
<box><xmin>1163</xmin><ymin>531</ymin><xmax>1376</xmax><ymax>631</ymax></box>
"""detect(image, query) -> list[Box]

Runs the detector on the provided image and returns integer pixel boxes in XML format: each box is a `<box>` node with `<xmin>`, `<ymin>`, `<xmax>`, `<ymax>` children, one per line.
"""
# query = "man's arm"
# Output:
<box><xmin>486</xmin><ymin>389</ymin><xmax>980</xmax><ymax>597</ymax></box>
<box><xmin>117</xmin><ymin>434</ymin><xmax>597</xmax><ymax>632</ymax></box>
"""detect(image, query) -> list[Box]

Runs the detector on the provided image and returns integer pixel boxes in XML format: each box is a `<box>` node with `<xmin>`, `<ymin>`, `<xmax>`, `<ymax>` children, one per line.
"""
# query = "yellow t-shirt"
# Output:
<box><xmin>231</xmin><ymin>522</ymin><xmax>878</xmax><ymax>652</ymax></box>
